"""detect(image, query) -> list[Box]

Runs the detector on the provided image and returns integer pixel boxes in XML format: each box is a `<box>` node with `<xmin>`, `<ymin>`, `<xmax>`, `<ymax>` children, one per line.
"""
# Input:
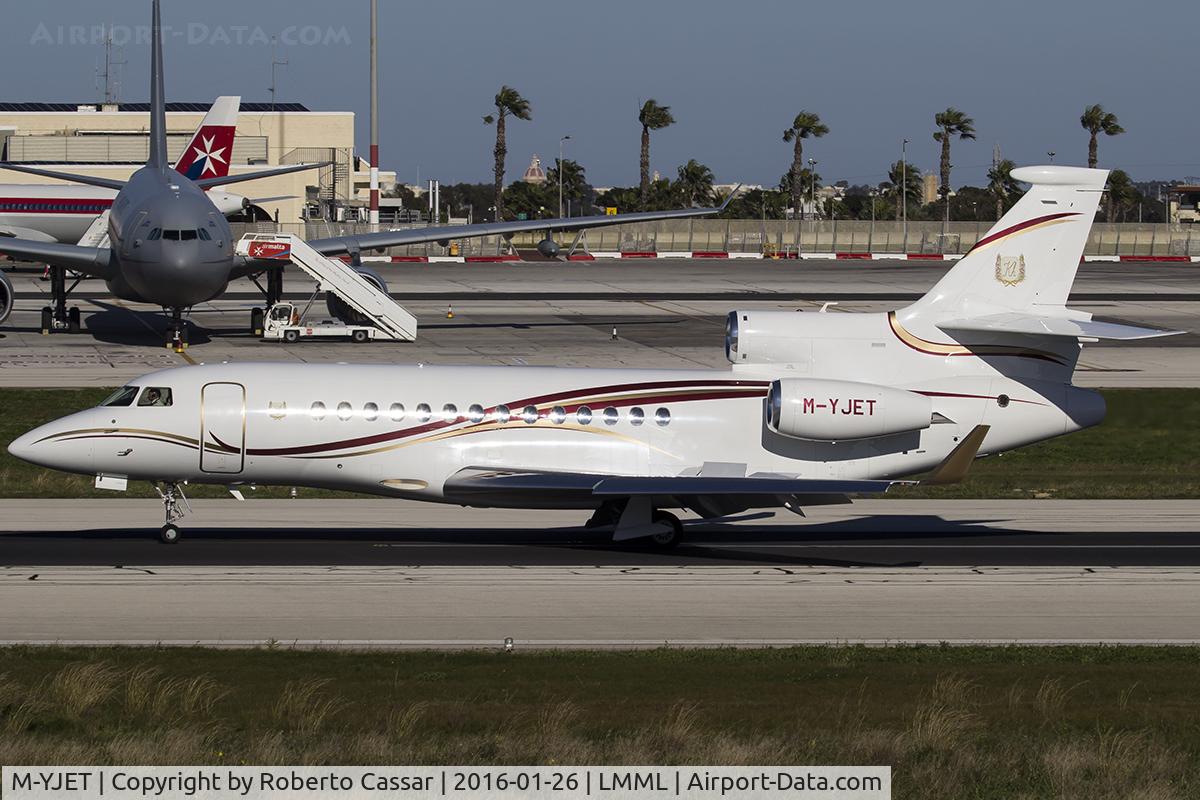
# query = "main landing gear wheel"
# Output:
<box><xmin>67</xmin><ymin>306</ymin><xmax>81</xmax><ymax>333</ymax></box>
<box><xmin>159</xmin><ymin>524</ymin><xmax>180</xmax><ymax>544</ymax></box>
<box><xmin>647</xmin><ymin>510</ymin><xmax>683</xmax><ymax>549</ymax></box>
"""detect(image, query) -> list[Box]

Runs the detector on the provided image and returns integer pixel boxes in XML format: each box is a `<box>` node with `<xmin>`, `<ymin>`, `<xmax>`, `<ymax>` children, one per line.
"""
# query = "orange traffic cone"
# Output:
<box><xmin>447</xmin><ymin>304</ymin><xmax>455</xmax><ymax>319</ymax></box>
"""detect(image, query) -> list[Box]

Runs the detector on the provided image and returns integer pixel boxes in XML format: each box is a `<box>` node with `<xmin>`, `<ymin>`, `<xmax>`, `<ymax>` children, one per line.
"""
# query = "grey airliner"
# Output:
<box><xmin>0</xmin><ymin>0</ymin><xmax>729</xmax><ymax>347</ymax></box>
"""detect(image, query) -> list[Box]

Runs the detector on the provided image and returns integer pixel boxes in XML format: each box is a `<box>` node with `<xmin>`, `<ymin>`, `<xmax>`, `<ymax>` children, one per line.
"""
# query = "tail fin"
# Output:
<box><xmin>174</xmin><ymin>96</ymin><xmax>241</xmax><ymax>180</ymax></box>
<box><xmin>902</xmin><ymin>166</ymin><xmax>1107</xmax><ymax>323</ymax></box>
<box><xmin>147</xmin><ymin>0</ymin><xmax>168</xmax><ymax>169</ymax></box>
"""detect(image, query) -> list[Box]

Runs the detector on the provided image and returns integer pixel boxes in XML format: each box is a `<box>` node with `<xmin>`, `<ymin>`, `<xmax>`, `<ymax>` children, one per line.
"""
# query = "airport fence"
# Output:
<box><xmin>231</xmin><ymin>219</ymin><xmax>1200</xmax><ymax>259</ymax></box>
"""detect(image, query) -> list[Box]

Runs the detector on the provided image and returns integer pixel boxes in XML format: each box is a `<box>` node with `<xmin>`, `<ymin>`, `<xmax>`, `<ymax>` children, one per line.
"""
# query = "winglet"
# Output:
<box><xmin>923</xmin><ymin>425</ymin><xmax>990</xmax><ymax>485</ymax></box>
<box><xmin>718</xmin><ymin>184</ymin><xmax>743</xmax><ymax>211</ymax></box>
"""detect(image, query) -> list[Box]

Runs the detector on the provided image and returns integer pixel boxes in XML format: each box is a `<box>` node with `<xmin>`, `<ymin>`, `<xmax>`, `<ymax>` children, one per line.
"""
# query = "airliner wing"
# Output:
<box><xmin>192</xmin><ymin>162</ymin><xmax>330</xmax><ymax>190</ymax></box>
<box><xmin>0</xmin><ymin>226</ymin><xmax>57</xmax><ymax>243</ymax></box>
<box><xmin>939</xmin><ymin>313</ymin><xmax>1185</xmax><ymax>340</ymax></box>
<box><xmin>0</xmin><ymin>238</ymin><xmax>112</xmax><ymax>277</ymax></box>
<box><xmin>308</xmin><ymin>189</ymin><xmax>741</xmax><ymax>257</ymax></box>
<box><xmin>0</xmin><ymin>163</ymin><xmax>126</xmax><ymax>191</ymax></box>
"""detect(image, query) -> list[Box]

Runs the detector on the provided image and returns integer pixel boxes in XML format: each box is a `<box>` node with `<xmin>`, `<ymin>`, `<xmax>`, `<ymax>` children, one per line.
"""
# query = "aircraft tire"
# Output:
<box><xmin>67</xmin><ymin>306</ymin><xmax>81</xmax><ymax>333</ymax></box>
<box><xmin>283</xmin><ymin>329</ymin><xmax>300</xmax><ymax>343</ymax></box>
<box><xmin>41</xmin><ymin>307</ymin><xmax>53</xmax><ymax>334</ymax></box>
<box><xmin>646</xmin><ymin>510</ymin><xmax>683</xmax><ymax>549</ymax></box>
<box><xmin>251</xmin><ymin>307</ymin><xmax>264</xmax><ymax>336</ymax></box>
<box><xmin>352</xmin><ymin>329</ymin><xmax>369</xmax><ymax>343</ymax></box>
<box><xmin>159</xmin><ymin>524</ymin><xmax>181</xmax><ymax>545</ymax></box>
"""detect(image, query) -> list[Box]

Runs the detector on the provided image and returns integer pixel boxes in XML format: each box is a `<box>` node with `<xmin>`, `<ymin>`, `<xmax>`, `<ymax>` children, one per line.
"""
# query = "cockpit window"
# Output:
<box><xmin>100</xmin><ymin>386</ymin><xmax>139</xmax><ymax>407</ymax></box>
<box><xmin>147</xmin><ymin>228</ymin><xmax>162</xmax><ymax>241</ymax></box>
<box><xmin>163</xmin><ymin>230</ymin><xmax>180</xmax><ymax>241</ymax></box>
<box><xmin>180</xmin><ymin>229</ymin><xmax>198</xmax><ymax>241</ymax></box>
<box><xmin>137</xmin><ymin>387</ymin><xmax>173</xmax><ymax>407</ymax></box>
<box><xmin>197</xmin><ymin>228</ymin><xmax>211</xmax><ymax>241</ymax></box>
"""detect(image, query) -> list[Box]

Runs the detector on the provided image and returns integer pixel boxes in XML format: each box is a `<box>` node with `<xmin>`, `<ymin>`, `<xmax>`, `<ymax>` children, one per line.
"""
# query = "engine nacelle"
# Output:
<box><xmin>537</xmin><ymin>237</ymin><xmax>560</xmax><ymax>258</ymax></box>
<box><xmin>0</xmin><ymin>268</ymin><xmax>12</xmax><ymax>324</ymax></box>
<box><xmin>766</xmin><ymin>378</ymin><xmax>932</xmax><ymax>441</ymax></box>
<box><xmin>326</xmin><ymin>266</ymin><xmax>389</xmax><ymax>326</ymax></box>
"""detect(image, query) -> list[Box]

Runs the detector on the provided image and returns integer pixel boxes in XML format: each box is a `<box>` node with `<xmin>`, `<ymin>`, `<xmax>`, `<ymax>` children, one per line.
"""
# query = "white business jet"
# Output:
<box><xmin>8</xmin><ymin>166</ymin><xmax>1183</xmax><ymax>545</ymax></box>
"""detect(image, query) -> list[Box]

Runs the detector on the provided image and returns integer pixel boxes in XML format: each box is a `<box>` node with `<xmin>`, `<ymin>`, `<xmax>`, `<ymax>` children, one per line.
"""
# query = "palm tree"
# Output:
<box><xmin>1080</xmin><ymin>104</ymin><xmax>1124</xmax><ymax>169</ymax></box>
<box><xmin>1106</xmin><ymin>169</ymin><xmax>1135</xmax><ymax>223</ymax></box>
<box><xmin>638</xmin><ymin>100</ymin><xmax>675</xmax><ymax>207</ymax></box>
<box><xmin>986</xmin><ymin>158</ymin><xmax>1021</xmax><ymax>220</ymax></box>
<box><xmin>546</xmin><ymin>158</ymin><xmax>588</xmax><ymax>213</ymax></box>
<box><xmin>933</xmin><ymin>108</ymin><xmax>976</xmax><ymax>223</ymax></box>
<box><xmin>482</xmin><ymin>86</ymin><xmax>532</xmax><ymax>220</ymax></box>
<box><xmin>675</xmin><ymin>159</ymin><xmax>715</xmax><ymax>206</ymax></box>
<box><xmin>884</xmin><ymin>160</ymin><xmax>922</xmax><ymax>221</ymax></box>
<box><xmin>782</xmin><ymin>111</ymin><xmax>829</xmax><ymax>218</ymax></box>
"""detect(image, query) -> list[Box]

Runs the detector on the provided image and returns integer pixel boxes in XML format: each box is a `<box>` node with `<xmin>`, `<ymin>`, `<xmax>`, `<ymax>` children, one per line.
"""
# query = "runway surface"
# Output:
<box><xmin>1</xmin><ymin>500</ymin><xmax>1198</xmax><ymax>645</ymax></box>
<box><xmin>2</xmin><ymin>259</ymin><xmax>1198</xmax><ymax>387</ymax></box>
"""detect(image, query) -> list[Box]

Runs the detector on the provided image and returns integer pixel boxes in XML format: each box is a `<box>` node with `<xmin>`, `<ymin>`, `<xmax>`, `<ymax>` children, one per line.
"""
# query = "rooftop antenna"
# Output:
<box><xmin>269</xmin><ymin>36</ymin><xmax>288</xmax><ymax>112</ymax></box>
<box><xmin>992</xmin><ymin>142</ymin><xmax>1001</xmax><ymax>170</ymax></box>
<box><xmin>95</xmin><ymin>24</ymin><xmax>126</xmax><ymax>105</ymax></box>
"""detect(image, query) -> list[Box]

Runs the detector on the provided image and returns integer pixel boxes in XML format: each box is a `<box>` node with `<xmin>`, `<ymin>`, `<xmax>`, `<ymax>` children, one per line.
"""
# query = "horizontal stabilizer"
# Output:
<box><xmin>193</xmin><ymin>162</ymin><xmax>330</xmax><ymax>190</ymax></box>
<box><xmin>0</xmin><ymin>163</ymin><xmax>126</xmax><ymax>191</ymax></box>
<box><xmin>939</xmin><ymin>313</ymin><xmax>1185</xmax><ymax>341</ymax></box>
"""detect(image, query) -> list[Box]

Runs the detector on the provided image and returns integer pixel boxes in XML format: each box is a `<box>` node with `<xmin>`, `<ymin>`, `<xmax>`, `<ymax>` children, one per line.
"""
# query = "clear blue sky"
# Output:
<box><xmin>1</xmin><ymin>0</ymin><xmax>1195</xmax><ymax>188</ymax></box>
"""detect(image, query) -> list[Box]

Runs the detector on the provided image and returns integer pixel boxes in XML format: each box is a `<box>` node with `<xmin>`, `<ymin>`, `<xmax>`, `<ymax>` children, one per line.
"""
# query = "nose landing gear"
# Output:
<box><xmin>155</xmin><ymin>482</ymin><xmax>191</xmax><ymax>544</ymax></box>
<box><xmin>166</xmin><ymin>307</ymin><xmax>190</xmax><ymax>352</ymax></box>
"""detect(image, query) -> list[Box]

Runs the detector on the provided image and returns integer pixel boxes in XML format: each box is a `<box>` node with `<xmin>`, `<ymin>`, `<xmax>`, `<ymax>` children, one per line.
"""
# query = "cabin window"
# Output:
<box><xmin>494</xmin><ymin>404</ymin><xmax>511</xmax><ymax>423</ymax></box>
<box><xmin>310</xmin><ymin>401</ymin><xmax>327</xmax><ymax>420</ymax></box>
<box><xmin>467</xmin><ymin>404</ymin><xmax>485</xmax><ymax>423</ymax></box>
<box><xmin>337</xmin><ymin>402</ymin><xmax>353</xmax><ymax>421</ymax></box>
<box><xmin>389</xmin><ymin>403</ymin><xmax>405</xmax><ymax>422</ymax></box>
<box><xmin>416</xmin><ymin>403</ymin><xmax>432</xmax><ymax>423</ymax></box>
<box><xmin>442</xmin><ymin>403</ymin><xmax>459</xmax><ymax>421</ymax></box>
<box><xmin>521</xmin><ymin>405</ymin><xmax>539</xmax><ymax>424</ymax></box>
<box><xmin>99</xmin><ymin>386</ymin><xmax>139</xmax><ymax>407</ymax></box>
<box><xmin>363</xmin><ymin>402</ymin><xmax>379</xmax><ymax>421</ymax></box>
<box><xmin>602</xmin><ymin>407</ymin><xmax>619</xmax><ymax>426</ymax></box>
<box><xmin>629</xmin><ymin>407</ymin><xmax>645</xmax><ymax>426</ymax></box>
<box><xmin>654</xmin><ymin>408</ymin><xmax>671</xmax><ymax>427</ymax></box>
<box><xmin>549</xmin><ymin>406</ymin><xmax>567</xmax><ymax>424</ymax></box>
<box><xmin>137</xmin><ymin>387</ymin><xmax>173</xmax><ymax>407</ymax></box>
<box><xmin>576</xmin><ymin>406</ymin><xmax>593</xmax><ymax>425</ymax></box>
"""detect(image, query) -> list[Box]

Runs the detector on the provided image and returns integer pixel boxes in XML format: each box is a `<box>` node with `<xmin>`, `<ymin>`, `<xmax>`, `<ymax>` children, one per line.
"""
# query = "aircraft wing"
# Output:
<box><xmin>308</xmin><ymin>190</ymin><xmax>740</xmax><ymax>257</ymax></box>
<box><xmin>0</xmin><ymin>238</ymin><xmax>112</xmax><ymax>277</ymax></box>
<box><xmin>0</xmin><ymin>226</ymin><xmax>57</xmax><ymax>243</ymax></box>
<box><xmin>938</xmin><ymin>313</ymin><xmax>1185</xmax><ymax>341</ymax></box>
<box><xmin>192</xmin><ymin>162</ymin><xmax>331</xmax><ymax>190</ymax></box>
<box><xmin>0</xmin><ymin>163</ymin><xmax>127</xmax><ymax>191</ymax></box>
<box><xmin>443</xmin><ymin>466</ymin><xmax>901</xmax><ymax>506</ymax></box>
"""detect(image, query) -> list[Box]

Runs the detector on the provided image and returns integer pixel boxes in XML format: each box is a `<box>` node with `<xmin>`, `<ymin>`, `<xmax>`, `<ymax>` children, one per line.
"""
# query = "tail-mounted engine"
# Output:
<box><xmin>766</xmin><ymin>378</ymin><xmax>932</xmax><ymax>441</ymax></box>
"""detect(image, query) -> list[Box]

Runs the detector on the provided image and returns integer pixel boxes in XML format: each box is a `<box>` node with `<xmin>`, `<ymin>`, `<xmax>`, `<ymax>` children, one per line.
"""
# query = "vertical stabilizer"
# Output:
<box><xmin>900</xmin><ymin>166</ymin><xmax>1107</xmax><ymax>326</ymax></box>
<box><xmin>147</xmin><ymin>0</ymin><xmax>168</xmax><ymax>169</ymax></box>
<box><xmin>174</xmin><ymin>96</ymin><xmax>241</xmax><ymax>180</ymax></box>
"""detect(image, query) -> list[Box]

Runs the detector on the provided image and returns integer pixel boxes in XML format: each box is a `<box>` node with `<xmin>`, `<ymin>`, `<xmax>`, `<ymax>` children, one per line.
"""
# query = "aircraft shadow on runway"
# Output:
<box><xmin>0</xmin><ymin>515</ymin><xmax>1119</xmax><ymax>569</ymax></box>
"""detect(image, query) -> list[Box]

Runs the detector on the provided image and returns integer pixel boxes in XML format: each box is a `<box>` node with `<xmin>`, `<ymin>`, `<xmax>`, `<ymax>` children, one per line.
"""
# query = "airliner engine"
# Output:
<box><xmin>326</xmin><ymin>266</ymin><xmax>389</xmax><ymax>326</ymax></box>
<box><xmin>766</xmin><ymin>378</ymin><xmax>932</xmax><ymax>441</ymax></box>
<box><xmin>0</xmin><ymin>269</ymin><xmax>13</xmax><ymax>324</ymax></box>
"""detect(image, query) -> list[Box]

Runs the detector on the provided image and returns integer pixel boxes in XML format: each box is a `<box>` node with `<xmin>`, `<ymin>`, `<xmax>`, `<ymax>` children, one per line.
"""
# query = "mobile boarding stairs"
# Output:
<box><xmin>236</xmin><ymin>233</ymin><xmax>418</xmax><ymax>342</ymax></box>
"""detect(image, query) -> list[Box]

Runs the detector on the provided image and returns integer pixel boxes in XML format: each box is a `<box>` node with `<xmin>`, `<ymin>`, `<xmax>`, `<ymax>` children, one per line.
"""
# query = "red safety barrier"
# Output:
<box><xmin>692</xmin><ymin>251</ymin><xmax>729</xmax><ymax>258</ymax></box>
<box><xmin>835</xmin><ymin>253</ymin><xmax>872</xmax><ymax>260</ymax></box>
<box><xmin>465</xmin><ymin>255</ymin><xmax>522</xmax><ymax>262</ymax></box>
<box><xmin>620</xmin><ymin>251</ymin><xmax>658</xmax><ymax>258</ymax></box>
<box><xmin>1119</xmin><ymin>255</ymin><xmax>1192</xmax><ymax>262</ymax></box>
<box><xmin>389</xmin><ymin>256</ymin><xmax>429</xmax><ymax>263</ymax></box>
<box><xmin>567</xmin><ymin>254</ymin><xmax>596</xmax><ymax>260</ymax></box>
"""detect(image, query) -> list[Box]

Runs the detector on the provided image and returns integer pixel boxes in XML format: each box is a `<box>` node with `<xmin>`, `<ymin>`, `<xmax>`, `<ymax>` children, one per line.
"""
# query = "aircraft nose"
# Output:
<box><xmin>7</xmin><ymin>428</ymin><xmax>43</xmax><ymax>465</ymax></box>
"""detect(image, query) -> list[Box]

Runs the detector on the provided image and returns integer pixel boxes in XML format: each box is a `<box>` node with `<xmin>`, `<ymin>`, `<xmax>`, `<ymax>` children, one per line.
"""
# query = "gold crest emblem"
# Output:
<box><xmin>268</xmin><ymin>401</ymin><xmax>287</xmax><ymax>420</ymax></box>
<box><xmin>995</xmin><ymin>254</ymin><xmax>1025</xmax><ymax>287</ymax></box>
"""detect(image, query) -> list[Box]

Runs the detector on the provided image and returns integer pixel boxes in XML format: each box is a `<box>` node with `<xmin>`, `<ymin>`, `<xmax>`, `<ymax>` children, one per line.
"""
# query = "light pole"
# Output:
<box><xmin>868</xmin><ymin>189</ymin><xmax>877</xmax><ymax>251</ymax></box>
<box><xmin>558</xmin><ymin>135</ymin><xmax>571</xmax><ymax>218</ymax></box>
<box><xmin>808</xmin><ymin>158</ymin><xmax>817</xmax><ymax>221</ymax></box>
<box><xmin>369</xmin><ymin>0</ymin><xmax>380</xmax><ymax>228</ymax></box>
<box><xmin>901</xmin><ymin>138</ymin><xmax>910</xmax><ymax>249</ymax></box>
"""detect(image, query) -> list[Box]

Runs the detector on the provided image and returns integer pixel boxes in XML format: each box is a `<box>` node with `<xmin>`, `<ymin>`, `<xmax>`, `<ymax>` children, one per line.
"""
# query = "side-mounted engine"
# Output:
<box><xmin>0</xmin><ymin>268</ymin><xmax>12</xmax><ymax>324</ymax></box>
<box><xmin>766</xmin><ymin>378</ymin><xmax>932</xmax><ymax>441</ymax></box>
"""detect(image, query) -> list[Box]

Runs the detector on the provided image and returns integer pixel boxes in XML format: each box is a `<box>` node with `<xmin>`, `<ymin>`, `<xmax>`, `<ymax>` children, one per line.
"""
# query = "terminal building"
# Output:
<box><xmin>1167</xmin><ymin>185</ymin><xmax>1200</xmax><ymax>224</ymax></box>
<box><xmin>0</xmin><ymin>101</ymin><xmax>396</xmax><ymax>224</ymax></box>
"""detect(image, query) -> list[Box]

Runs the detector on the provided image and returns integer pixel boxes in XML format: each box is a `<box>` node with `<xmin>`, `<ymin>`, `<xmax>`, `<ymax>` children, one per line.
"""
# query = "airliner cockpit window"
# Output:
<box><xmin>99</xmin><ymin>386</ymin><xmax>139</xmax><ymax>407</ymax></box>
<box><xmin>163</xmin><ymin>230</ymin><xmax>180</xmax><ymax>241</ymax></box>
<box><xmin>137</xmin><ymin>387</ymin><xmax>173</xmax><ymax>407</ymax></box>
<box><xmin>180</xmin><ymin>230</ymin><xmax>198</xmax><ymax>241</ymax></box>
<box><xmin>147</xmin><ymin>228</ymin><xmax>162</xmax><ymax>241</ymax></box>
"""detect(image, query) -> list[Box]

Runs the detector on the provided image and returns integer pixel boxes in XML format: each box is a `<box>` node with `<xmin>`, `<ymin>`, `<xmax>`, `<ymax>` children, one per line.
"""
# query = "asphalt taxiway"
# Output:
<box><xmin>1</xmin><ymin>500</ymin><xmax>1198</xmax><ymax>645</ymax></box>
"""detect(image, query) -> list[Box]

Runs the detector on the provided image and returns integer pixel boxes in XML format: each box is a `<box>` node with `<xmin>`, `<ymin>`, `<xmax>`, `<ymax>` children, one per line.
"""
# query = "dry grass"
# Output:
<box><xmin>0</xmin><ymin>647</ymin><xmax>1196</xmax><ymax>799</ymax></box>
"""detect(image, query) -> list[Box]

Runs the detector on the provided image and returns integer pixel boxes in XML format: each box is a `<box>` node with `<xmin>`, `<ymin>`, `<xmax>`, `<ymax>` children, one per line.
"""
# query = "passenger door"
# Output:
<box><xmin>200</xmin><ymin>382</ymin><xmax>246</xmax><ymax>474</ymax></box>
